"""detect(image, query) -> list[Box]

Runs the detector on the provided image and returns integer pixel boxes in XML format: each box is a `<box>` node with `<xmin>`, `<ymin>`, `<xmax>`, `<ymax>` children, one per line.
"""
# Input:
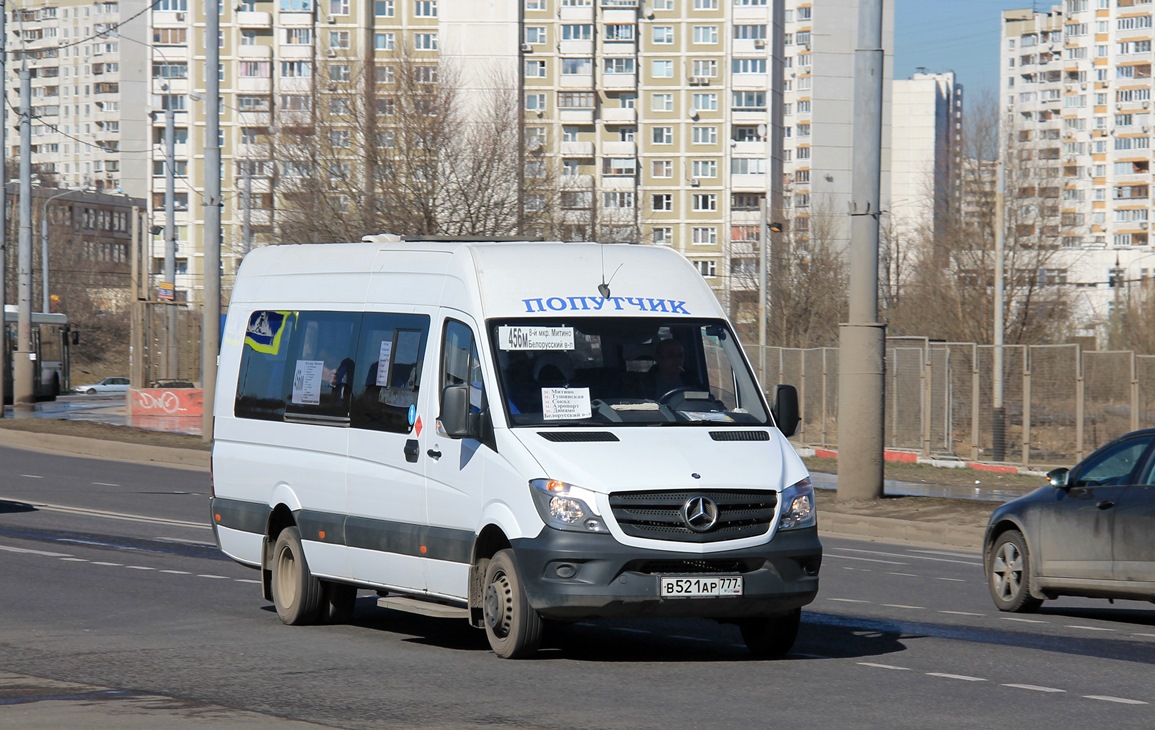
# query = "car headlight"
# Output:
<box><xmin>778</xmin><ymin>477</ymin><xmax>816</xmax><ymax>530</ymax></box>
<box><xmin>529</xmin><ymin>478</ymin><xmax>608</xmax><ymax>533</ymax></box>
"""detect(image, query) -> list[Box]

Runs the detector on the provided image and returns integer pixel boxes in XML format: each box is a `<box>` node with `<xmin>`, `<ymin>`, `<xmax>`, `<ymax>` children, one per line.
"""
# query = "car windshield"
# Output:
<box><xmin>489</xmin><ymin>317</ymin><xmax>769</xmax><ymax>427</ymax></box>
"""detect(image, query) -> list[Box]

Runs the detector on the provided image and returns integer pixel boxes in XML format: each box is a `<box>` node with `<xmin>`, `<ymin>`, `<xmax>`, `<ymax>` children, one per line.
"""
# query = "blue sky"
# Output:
<box><xmin>894</xmin><ymin>0</ymin><xmax>1035</xmax><ymax>100</ymax></box>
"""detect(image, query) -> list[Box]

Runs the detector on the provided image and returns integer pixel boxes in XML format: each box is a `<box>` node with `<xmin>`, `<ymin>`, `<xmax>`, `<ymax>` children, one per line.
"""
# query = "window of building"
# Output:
<box><xmin>652</xmin><ymin>194</ymin><xmax>673</xmax><ymax>212</ymax></box>
<box><xmin>691</xmin><ymin>126</ymin><xmax>717</xmax><ymax>144</ymax></box>
<box><xmin>652</xmin><ymin>126</ymin><xmax>673</xmax><ymax>144</ymax></box>
<box><xmin>651</xmin><ymin>60</ymin><xmax>674</xmax><ymax>78</ymax></box>
<box><xmin>692</xmin><ymin>194</ymin><xmax>717</xmax><ymax>211</ymax></box>
<box><xmin>653</xmin><ymin>26</ymin><xmax>674</xmax><ymax>44</ymax></box>
<box><xmin>651</xmin><ymin>159</ymin><xmax>672</xmax><ymax>177</ymax></box>
<box><xmin>652</xmin><ymin>92</ymin><xmax>673</xmax><ymax>111</ymax></box>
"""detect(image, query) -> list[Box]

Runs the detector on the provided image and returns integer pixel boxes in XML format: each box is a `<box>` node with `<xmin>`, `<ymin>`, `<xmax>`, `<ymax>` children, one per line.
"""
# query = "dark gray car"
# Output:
<box><xmin>984</xmin><ymin>428</ymin><xmax>1155</xmax><ymax>612</ymax></box>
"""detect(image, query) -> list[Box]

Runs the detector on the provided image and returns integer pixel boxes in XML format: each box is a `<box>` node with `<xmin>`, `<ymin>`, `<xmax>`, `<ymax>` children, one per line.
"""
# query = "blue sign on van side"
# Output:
<box><xmin>521</xmin><ymin>296</ymin><xmax>690</xmax><ymax>314</ymax></box>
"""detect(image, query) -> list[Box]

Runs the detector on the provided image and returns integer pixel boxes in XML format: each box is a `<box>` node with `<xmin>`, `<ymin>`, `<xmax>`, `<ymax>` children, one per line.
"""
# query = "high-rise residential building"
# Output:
<box><xmin>889</xmin><ymin>70</ymin><xmax>963</xmax><ymax>249</ymax></box>
<box><xmin>4</xmin><ymin>0</ymin><xmax>151</xmax><ymax>196</ymax></box>
<box><xmin>1002</xmin><ymin>3</ymin><xmax>1155</xmax><ymax>335</ymax></box>
<box><xmin>7</xmin><ymin>0</ymin><xmax>892</xmax><ymax>316</ymax></box>
<box><xmin>782</xmin><ymin>0</ymin><xmax>893</xmax><ymax>258</ymax></box>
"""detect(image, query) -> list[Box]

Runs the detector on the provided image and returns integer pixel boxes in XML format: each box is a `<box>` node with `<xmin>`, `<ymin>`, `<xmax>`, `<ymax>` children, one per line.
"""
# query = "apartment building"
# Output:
<box><xmin>1002</xmin><ymin>3</ymin><xmax>1155</xmax><ymax>334</ymax></box>
<box><xmin>890</xmin><ymin>70</ymin><xmax>963</xmax><ymax>249</ymax></box>
<box><xmin>783</xmin><ymin>0</ymin><xmax>893</xmax><ymax>261</ymax></box>
<box><xmin>4</xmin><ymin>0</ymin><xmax>150</xmax><ymax>196</ymax></box>
<box><xmin>7</xmin><ymin>0</ymin><xmax>891</xmax><ymax>314</ymax></box>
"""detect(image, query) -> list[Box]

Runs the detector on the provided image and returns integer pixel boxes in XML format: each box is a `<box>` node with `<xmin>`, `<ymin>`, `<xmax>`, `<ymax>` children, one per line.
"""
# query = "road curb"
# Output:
<box><xmin>0</xmin><ymin>428</ymin><xmax>210</xmax><ymax>470</ymax></box>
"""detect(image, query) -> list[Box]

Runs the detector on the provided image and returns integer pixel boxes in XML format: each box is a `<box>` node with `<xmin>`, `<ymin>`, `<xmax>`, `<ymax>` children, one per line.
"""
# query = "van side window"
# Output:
<box><xmin>441</xmin><ymin>319</ymin><xmax>485</xmax><ymax>412</ymax></box>
<box><xmin>351</xmin><ymin>313</ymin><xmax>430</xmax><ymax>433</ymax></box>
<box><xmin>235</xmin><ymin>310</ymin><xmax>298</xmax><ymax>421</ymax></box>
<box><xmin>284</xmin><ymin>312</ymin><xmax>361</xmax><ymax>421</ymax></box>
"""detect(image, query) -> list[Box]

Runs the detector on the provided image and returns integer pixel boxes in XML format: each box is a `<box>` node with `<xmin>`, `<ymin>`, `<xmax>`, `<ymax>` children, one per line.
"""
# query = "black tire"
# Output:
<box><xmin>85</xmin><ymin>388</ymin><xmax>97</xmax><ymax>395</ymax></box>
<box><xmin>740</xmin><ymin>608</ymin><xmax>801</xmax><ymax>658</ymax></box>
<box><xmin>271</xmin><ymin>527</ymin><xmax>324</xmax><ymax>625</ymax></box>
<box><xmin>323</xmin><ymin>581</ymin><xmax>358</xmax><ymax>624</ymax></box>
<box><xmin>988</xmin><ymin>529</ymin><xmax>1043</xmax><ymax>613</ymax></box>
<box><xmin>482</xmin><ymin>550</ymin><xmax>543</xmax><ymax>659</ymax></box>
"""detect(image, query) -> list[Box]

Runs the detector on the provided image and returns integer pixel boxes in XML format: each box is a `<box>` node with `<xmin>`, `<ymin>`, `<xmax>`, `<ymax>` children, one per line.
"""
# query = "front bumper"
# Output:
<box><xmin>511</xmin><ymin>527</ymin><xmax>822</xmax><ymax>620</ymax></box>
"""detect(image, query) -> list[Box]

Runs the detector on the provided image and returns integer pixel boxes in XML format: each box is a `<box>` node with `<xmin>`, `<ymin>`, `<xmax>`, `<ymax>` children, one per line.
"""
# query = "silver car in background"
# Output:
<box><xmin>74</xmin><ymin>377</ymin><xmax>130</xmax><ymax>395</ymax></box>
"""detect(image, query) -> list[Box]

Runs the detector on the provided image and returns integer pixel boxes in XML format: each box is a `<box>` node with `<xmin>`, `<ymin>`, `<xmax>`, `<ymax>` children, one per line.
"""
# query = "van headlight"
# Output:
<box><xmin>778</xmin><ymin>477</ymin><xmax>816</xmax><ymax>530</ymax></box>
<box><xmin>529</xmin><ymin>479</ymin><xmax>608</xmax><ymax>533</ymax></box>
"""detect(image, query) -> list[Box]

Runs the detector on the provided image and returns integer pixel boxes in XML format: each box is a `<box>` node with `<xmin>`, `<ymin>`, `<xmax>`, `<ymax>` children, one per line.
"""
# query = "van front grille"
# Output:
<box><xmin>608</xmin><ymin>490</ymin><xmax>776</xmax><ymax>543</ymax></box>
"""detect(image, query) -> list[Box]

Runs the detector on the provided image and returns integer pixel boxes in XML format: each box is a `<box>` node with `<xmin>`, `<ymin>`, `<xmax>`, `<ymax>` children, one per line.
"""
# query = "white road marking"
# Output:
<box><xmin>909</xmin><ymin>549</ymin><xmax>980</xmax><ymax>559</ymax></box>
<box><xmin>1065</xmin><ymin>625</ymin><xmax>1115</xmax><ymax>632</ymax></box>
<box><xmin>0</xmin><ymin>544</ymin><xmax>72</xmax><ymax>558</ymax></box>
<box><xmin>1003</xmin><ymin>684</ymin><xmax>1065</xmax><ymax>693</ymax></box>
<box><xmin>236</xmin><ymin>579</ymin><xmax>261</xmax><ymax>584</ymax></box>
<box><xmin>829</xmin><ymin>547</ymin><xmax>980</xmax><ymax>566</ymax></box>
<box><xmin>887</xmin><ymin>572</ymin><xmax>918</xmax><ymax>577</ymax></box>
<box><xmin>12</xmin><ymin>501</ymin><xmax>209</xmax><ymax>530</ymax></box>
<box><xmin>825</xmin><ymin>554</ymin><xmax>906</xmax><ymax>565</ymax></box>
<box><xmin>126</xmin><ymin>566</ymin><xmax>156</xmax><ymax>571</ymax></box>
<box><xmin>91</xmin><ymin>561</ymin><xmax>123</xmax><ymax>567</ymax></box>
<box><xmin>196</xmin><ymin>574</ymin><xmax>231</xmax><ymax>580</ymax></box>
<box><xmin>927</xmin><ymin>673</ymin><xmax>986</xmax><ymax>682</ymax></box>
<box><xmin>934</xmin><ymin>577</ymin><xmax>965</xmax><ymax>582</ymax></box>
<box><xmin>1132</xmin><ymin>632</ymin><xmax>1155</xmax><ymax>638</ymax></box>
<box><xmin>1000</xmin><ymin>617</ymin><xmax>1048</xmax><ymax>624</ymax></box>
<box><xmin>20</xmin><ymin>474</ymin><xmax>44</xmax><ymax>479</ymax></box>
<box><xmin>882</xmin><ymin>604</ymin><xmax>925</xmax><ymax>610</ymax></box>
<box><xmin>91</xmin><ymin>482</ymin><xmax>120</xmax><ymax>487</ymax></box>
<box><xmin>160</xmin><ymin>570</ymin><xmax>190</xmax><ymax>575</ymax></box>
<box><xmin>939</xmin><ymin>610</ymin><xmax>984</xmax><ymax>616</ymax></box>
<box><xmin>60</xmin><ymin>557</ymin><xmax>87</xmax><ymax>562</ymax></box>
<box><xmin>1084</xmin><ymin>696</ymin><xmax>1147</xmax><ymax>705</ymax></box>
<box><xmin>827</xmin><ymin>598</ymin><xmax>870</xmax><ymax>603</ymax></box>
<box><xmin>858</xmin><ymin>662</ymin><xmax>911</xmax><ymax>671</ymax></box>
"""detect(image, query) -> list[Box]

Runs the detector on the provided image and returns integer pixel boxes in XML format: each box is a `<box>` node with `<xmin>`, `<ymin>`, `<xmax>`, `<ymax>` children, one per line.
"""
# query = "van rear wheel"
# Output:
<box><xmin>482</xmin><ymin>550</ymin><xmax>542</xmax><ymax>659</ymax></box>
<box><xmin>739</xmin><ymin>608</ymin><xmax>801</xmax><ymax>658</ymax></box>
<box><xmin>271</xmin><ymin>527</ymin><xmax>324</xmax><ymax>625</ymax></box>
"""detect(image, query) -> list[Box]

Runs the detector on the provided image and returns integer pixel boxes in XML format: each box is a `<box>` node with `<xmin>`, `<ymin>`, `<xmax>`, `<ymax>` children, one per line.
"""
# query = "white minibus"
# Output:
<box><xmin>210</xmin><ymin>237</ymin><xmax>821</xmax><ymax>658</ymax></box>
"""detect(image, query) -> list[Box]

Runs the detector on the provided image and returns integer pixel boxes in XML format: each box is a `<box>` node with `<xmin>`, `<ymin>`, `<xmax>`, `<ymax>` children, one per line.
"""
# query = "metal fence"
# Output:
<box><xmin>756</xmin><ymin>339</ymin><xmax>1155</xmax><ymax>469</ymax></box>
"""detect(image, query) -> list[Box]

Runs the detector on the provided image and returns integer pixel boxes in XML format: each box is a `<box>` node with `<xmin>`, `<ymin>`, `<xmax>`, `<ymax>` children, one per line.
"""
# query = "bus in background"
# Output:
<box><xmin>3</xmin><ymin>304</ymin><xmax>76</xmax><ymax>403</ymax></box>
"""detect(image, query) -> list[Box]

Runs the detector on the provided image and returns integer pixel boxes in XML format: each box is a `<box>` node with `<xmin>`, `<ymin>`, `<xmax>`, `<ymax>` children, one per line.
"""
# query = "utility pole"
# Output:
<box><xmin>242</xmin><ymin>162</ymin><xmax>252</xmax><ymax>256</ymax></box>
<box><xmin>992</xmin><ymin>162</ymin><xmax>1006</xmax><ymax>461</ymax></box>
<box><xmin>836</xmin><ymin>0</ymin><xmax>887</xmax><ymax>500</ymax></box>
<box><xmin>14</xmin><ymin>64</ymin><xmax>35</xmax><ymax>410</ymax></box>
<box><xmin>164</xmin><ymin>89</ymin><xmax>177</xmax><ymax>381</ymax></box>
<box><xmin>0</xmin><ymin>0</ymin><xmax>8</xmax><ymax>416</ymax></box>
<box><xmin>203</xmin><ymin>0</ymin><xmax>222</xmax><ymax>441</ymax></box>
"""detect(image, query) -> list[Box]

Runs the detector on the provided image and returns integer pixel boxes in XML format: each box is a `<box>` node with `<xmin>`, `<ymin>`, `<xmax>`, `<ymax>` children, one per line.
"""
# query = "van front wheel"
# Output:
<box><xmin>271</xmin><ymin>527</ymin><xmax>324</xmax><ymax>625</ymax></box>
<box><xmin>482</xmin><ymin>550</ymin><xmax>542</xmax><ymax>659</ymax></box>
<box><xmin>739</xmin><ymin>608</ymin><xmax>801</xmax><ymax>658</ymax></box>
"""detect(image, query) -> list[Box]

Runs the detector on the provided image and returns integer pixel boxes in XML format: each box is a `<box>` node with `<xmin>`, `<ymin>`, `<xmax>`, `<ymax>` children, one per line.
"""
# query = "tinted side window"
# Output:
<box><xmin>1073</xmin><ymin>436</ymin><xmax>1155</xmax><ymax>487</ymax></box>
<box><xmin>235</xmin><ymin>310</ymin><xmax>297</xmax><ymax>421</ymax></box>
<box><xmin>284</xmin><ymin>312</ymin><xmax>361</xmax><ymax>421</ymax></box>
<box><xmin>442</xmin><ymin>319</ymin><xmax>485</xmax><ymax>412</ymax></box>
<box><xmin>351</xmin><ymin>313</ymin><xmax>430</xmax><ymax>433</ymax></box>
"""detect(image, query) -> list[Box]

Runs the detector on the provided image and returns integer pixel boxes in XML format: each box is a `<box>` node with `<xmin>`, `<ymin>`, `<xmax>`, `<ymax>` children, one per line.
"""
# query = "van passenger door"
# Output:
<box><xmin>423</xmin><ymin>313</ymin><xmax>489</xmax><ymax>600</ymax></box>
<box><xmin>346</xmin><ymin>312</ymin><xmax>433</xmax><ymax>593</ymax></box>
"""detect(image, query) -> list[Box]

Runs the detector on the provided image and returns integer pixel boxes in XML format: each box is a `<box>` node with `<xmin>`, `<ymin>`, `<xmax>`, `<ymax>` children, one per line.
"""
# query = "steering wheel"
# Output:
<box><xmin>658</xmin><ymin>386</ymin><xmax>696</xmax><ymax>405</ymax></box>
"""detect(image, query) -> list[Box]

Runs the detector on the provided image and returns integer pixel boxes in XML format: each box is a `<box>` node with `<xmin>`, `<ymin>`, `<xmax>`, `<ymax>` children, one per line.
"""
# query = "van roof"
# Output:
<box><xmin>232</xmin><ymin>240</ymin><xmax>724</xmax><ymax>320</ymax></box>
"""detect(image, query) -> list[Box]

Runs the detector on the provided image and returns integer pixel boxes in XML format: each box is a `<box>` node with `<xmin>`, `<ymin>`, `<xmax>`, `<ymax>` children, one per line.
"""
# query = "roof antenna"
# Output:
<box><xmin>597</xmin><ymin>244</ymin><xmax>623</xmax><ymax>299</ymax></box>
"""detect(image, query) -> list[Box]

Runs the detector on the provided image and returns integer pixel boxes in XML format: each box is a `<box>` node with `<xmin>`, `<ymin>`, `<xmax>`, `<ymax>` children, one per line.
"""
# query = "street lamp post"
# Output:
<box><xmin>40</xmin><ymin>189</ymin><xmax>79</xmax><ymax>313</ymax></box>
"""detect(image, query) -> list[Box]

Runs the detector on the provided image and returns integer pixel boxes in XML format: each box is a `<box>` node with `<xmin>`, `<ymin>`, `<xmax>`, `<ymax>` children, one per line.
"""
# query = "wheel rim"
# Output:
<box><xmin>992</xmin><ymin>541</ymin><xmax>1024</xmax><ymax>601</ymax></box>
<box><xmin>484</xmin><ymin>569</ymin><xmax>513</xmax><ymax>639</ymax></box>
<box><xmin>275</xmin><ymin>544</ymin><xmax>297</xmax><ymax>607</ymax></box>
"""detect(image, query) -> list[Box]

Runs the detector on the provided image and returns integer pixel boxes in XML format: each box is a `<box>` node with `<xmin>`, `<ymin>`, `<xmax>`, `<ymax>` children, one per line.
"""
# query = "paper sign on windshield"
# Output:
<box><xmin>542</xmin><ymin>387</ymin><xmax>592</xmax><ymax>420</ymax></box>
<box><xmin>375</xmin><ymin>339</ymin><xmax>393</xmax><ymax>387</ymax></box>
<box><xmin>498</xmin><ymin>325</ymin><xmax>574</xmax><ymax>351</ymax></box>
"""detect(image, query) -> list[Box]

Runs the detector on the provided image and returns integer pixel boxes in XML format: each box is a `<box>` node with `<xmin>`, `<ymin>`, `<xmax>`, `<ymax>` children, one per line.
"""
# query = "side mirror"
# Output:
<box><xmin>771</xmin><ymin>384</ymin><xmax>800</xmax><ymax>438</ymax></box>
<box><xmin>1046</xmin><ymin>467</ymin><xmax>1070</xmax><ymax>489</ymax></box>
<box><xmin>439</xmin><ymin>383</ymin><xmax>479</xmax><ymax>439</ymax></box>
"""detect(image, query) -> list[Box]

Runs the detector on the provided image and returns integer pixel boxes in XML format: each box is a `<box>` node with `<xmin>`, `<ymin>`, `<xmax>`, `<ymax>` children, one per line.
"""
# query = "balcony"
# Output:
<box><xmin>602</xmin><ymin>140</ymin><xmax>636</xmax><ymax>156</ymax></box>
<box><xmin>238</xmin><ymin>44</ymin><xmax>273</xmax><ymax>59</ymax></box>
<box><xmin>236</xmin><ymin>11</ymin><xmax>272</xmax><ymax>28</ymax></box>
<box><xmin>601</xmin><ymin>73</ymin><xmax>637</xmax><ymax>90</ymax></box>
<box><xmin>600</xmin><ymin>106</ymin><xmax>636</xmax><ymax>124</ymax></box>
<box><xmin>560</xmin><ymin>141</ymin><xmax>594</xmax><ymax>156</ymax></box>
<box><xmin>279</xmin><ymin>44</ymin><xmax>313</xmax><ymax>60</ymax></box>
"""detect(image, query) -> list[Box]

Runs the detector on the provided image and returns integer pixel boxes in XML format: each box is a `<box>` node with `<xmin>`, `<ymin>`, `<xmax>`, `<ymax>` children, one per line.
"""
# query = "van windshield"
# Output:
<box><xmin>489</xmin><ymin>318</ymin><xmax>770</xmax><ymax>427</ymax></box>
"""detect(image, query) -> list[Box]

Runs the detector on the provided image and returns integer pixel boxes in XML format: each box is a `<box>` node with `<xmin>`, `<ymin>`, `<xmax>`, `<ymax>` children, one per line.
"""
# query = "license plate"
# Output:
<box><xmin>659</xmin><ymin>575</ymin><xmax>743</xmax><ymax>598</ymax></box>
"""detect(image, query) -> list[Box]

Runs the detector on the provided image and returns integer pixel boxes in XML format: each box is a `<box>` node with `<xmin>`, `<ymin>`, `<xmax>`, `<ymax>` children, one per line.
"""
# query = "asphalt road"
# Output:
<box><xmin>1</xmin><ymin>445</ymin><xmax>1153</xmax><ymax>728</ymax></box>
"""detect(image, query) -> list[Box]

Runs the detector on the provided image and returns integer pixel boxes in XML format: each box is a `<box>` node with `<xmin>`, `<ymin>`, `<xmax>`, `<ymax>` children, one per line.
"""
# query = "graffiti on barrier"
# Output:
<box><xmin>130</xmin><ymin>388</ymin><xmax>203</xmax><ymax>417</ymax></box>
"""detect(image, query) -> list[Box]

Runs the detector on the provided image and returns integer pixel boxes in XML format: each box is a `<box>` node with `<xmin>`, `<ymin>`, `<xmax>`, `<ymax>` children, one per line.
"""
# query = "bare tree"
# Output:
<box><xmin>885</xmin><ymin>91</ymin><xmax>1076</xmax><ymax>345</ymax></box>
<box><xmin>272</xmin><ymin>51</ymin><xmax>555</xmax><ymax>242</ymax></box>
